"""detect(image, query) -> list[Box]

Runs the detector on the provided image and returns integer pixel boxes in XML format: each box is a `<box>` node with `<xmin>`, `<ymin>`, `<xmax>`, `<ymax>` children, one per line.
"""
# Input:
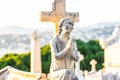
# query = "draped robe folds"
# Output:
<box><xmin>49</xmin><ymin>37</ymin><xmax>80</xmax><ymax>80</ymax></box>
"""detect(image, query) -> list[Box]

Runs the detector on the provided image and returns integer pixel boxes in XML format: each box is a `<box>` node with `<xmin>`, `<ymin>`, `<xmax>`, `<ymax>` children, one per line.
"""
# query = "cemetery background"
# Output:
<box><xmin>1</xmin><ymin>0</ymin><xmax>120</xmax><ymax>79</ymax></box>
<box><xmin>1</xmin><ymin>23</ymin><xmax>120</xmax><ymax>73</ymax></box>
<box><xmin>1</xmin><ymin>24</ymin><xmax>120</xmax><ymax>80</ymax></box>
<box><xmin>0</xmin><ymin>21</ymin><xmax>120</xmax><ymax>76</ymax></box>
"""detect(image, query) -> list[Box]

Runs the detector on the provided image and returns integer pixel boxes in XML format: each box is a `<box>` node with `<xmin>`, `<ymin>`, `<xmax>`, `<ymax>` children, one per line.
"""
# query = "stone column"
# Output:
<box><xmin>31</xmin><ymin>30</ymin><xmax>42</xmax><ymax>73</ymax></box>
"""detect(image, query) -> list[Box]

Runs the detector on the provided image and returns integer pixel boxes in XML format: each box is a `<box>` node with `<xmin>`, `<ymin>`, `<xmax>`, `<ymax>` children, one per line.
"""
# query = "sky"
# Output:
<box><xmin>0</xmin><ymin>0</ymin><xmax>120</xmax><ymax>30</ymax></box>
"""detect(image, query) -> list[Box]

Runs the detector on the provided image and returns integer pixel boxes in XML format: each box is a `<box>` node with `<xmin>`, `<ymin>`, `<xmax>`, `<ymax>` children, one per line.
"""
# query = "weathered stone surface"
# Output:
<box><xmin>99</xmin><ymin>27</ymin><xmax>120</xmax><ymax>72</ymax></box>
<box><xmin>40</xmin><ymin>0</ymin><xmax>79</xmax><ymax>35</ymax></box>
<box><xmin>31</xmin><ymin>30</ymin><xmax>42</xmax><ymax>73</ymax></box>
<box><xmin>0</xmin><ymin>66</ymin><xmax>48</xmax><ymax>80</ymax></box>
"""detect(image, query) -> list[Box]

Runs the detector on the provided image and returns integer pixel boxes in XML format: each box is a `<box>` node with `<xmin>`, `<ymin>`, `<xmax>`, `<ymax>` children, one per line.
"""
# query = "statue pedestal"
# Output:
<box><xmin>105</xmin><ymin>46</ymin><xmax>120</xmax><ymax>72</ymax></box>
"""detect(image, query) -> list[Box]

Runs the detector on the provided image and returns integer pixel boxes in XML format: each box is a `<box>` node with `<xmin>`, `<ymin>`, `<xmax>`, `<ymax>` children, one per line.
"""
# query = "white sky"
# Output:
<box><xmin>0</xmin><ymin>0</ymin><xmax>120</xmax><ymax>29</ymax></box>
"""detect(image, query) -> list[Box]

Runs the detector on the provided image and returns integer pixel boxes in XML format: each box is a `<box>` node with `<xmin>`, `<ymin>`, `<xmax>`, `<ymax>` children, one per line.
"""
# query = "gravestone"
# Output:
<box><xmin>40</xmin><ymin>0</ymin><xmax>79</xmax><ymax>36</ymax></box>
<box><xmin>84</xmin><ymin>59</ymin><xmax>102</xmax><ymax>80</ymax></box>
<box><xmin>31</xmin><ymin>30</ymin><xmax>42</xmax><ymax>73</ymax></box>
<box><xmin>0</xmin><ymin>66</ymin><xmax>47</xmax><ymax>80</ymax></box>
<box><xmin>99</xmin><ymin>27</ymin><xmax>120</xmax><ymax>72</ymax></box>
<box><xmin>90</xmin><ymin>59</ymin><xmax>97</xmax><ymax>72</ymax></box>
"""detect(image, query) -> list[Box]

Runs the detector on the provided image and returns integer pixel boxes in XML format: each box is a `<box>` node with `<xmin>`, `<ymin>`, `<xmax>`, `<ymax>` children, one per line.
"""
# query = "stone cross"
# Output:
<box><xmin>40</xmin><ymin>0</ymin><xmax>79</xmax><ymax>36</ymax></box>
<box><xmin>90</xmin><ymin>59</ymin><xmax>97</xmax><ymax>72</ymax></box>
<box><xmin>31</xmin><ymin>30</ymin><xmax>42</xmax><ymax>73</ymax></box>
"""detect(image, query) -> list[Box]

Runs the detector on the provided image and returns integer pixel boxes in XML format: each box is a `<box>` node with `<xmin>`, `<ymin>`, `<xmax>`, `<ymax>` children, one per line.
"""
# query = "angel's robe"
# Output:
<box><xmin>49</xmin><ymin>37</ymin><xmax>80</xmax><ymax>80</ymax></box>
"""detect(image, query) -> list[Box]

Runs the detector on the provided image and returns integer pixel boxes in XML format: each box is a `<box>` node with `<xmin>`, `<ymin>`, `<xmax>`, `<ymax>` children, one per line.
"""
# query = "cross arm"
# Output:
<box><xmin>65</xmin><ymin>12</ymin><xmax>79</xmax><ymax>22</ymax></box>
<box><xmin>40</xmin><ymin>11</ymin><xmax>56</xmax><ymax>22</ymax></box>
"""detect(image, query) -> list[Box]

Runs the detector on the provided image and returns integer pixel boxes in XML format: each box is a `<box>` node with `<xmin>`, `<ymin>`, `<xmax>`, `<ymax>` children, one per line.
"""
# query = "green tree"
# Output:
<box><xmin>76</xmin><ymin>39</ymin><xmax>104</xmax><ymax>71</ymax></box>
<box><xmin>0</xmin><ymin>52</ymin><xmax>30</xmax><ymax>72</ymax></box>
<box><xmin>41</xmin><ymin>44</ymin><xmax>51</xmax><ymax>73</ymax></box>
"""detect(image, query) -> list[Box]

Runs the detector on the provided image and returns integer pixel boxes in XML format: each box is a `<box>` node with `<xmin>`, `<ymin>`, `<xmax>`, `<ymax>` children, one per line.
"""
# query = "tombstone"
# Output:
<box><xmin>75</xmin><ymin>53</ymin><xmax>85</xmax><ymax>80</ymax></box>
<box><xmin>0</xmin><ymin>66</ymin><xmax>47</xmax><ymax>80</ymax></box>
<box><xmin>90</xmin><ymin>59</ymin><xmax>97</xmax><ymax>72</ymax></box>
<box><xmin>99</xmin><ymin>27</ymin><xmax>120</xmax><ymax>73</ymax></box>
<box><xmin>40</xmin><ymin>0</ymin><xmax>79</xmax><ymax>36</ymax></box>
<box><xmin>31</xmin><ymin>30</ymin><xmax>42</xmax><ymax>73</ymax></box>
<box><xmin>84</xmin><ymin>59</ymin><xmax>102</xmax><ymax>80</ymax></box>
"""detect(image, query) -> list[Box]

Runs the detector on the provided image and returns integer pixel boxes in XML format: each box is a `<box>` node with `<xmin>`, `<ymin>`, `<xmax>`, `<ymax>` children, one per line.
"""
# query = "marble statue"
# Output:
<box><xmin>99</xmin><ymin>27</ymin><xmax>120</xmax><ymax>49</ymax></box>
<box><xmin>49</xmin><ymin>18</ymin><xmax>80</xmax><ymax>80</ymax></box>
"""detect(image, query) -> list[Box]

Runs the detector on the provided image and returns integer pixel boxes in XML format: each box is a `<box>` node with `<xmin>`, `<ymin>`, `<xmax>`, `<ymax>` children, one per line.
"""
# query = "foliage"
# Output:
<box><xmin>76</xmin><ymin>39</ymin><xmax>104</xmax><ymax>71</ymax></box>
<box><xmin>0</xmin><ymin>39</ymin><xmax>104</xmax><ymax>73</ymax></box>
<box><xmin>0</xmin><ymin>52</ymin><xmax>30</xmax><ymax>72</ymax></box>
<box><xmin>41</xmin><ymin>44</ymin><xmax>51</xmax><ymax>73</ymax></box>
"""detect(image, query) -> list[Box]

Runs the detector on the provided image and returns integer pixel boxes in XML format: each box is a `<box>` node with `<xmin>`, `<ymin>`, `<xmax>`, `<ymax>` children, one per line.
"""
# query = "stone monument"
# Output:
<box><xmin>0</xmin><ymin>66</ymin><xmax>47</xmax><ymax>80</ymax></box>
<box><xmin>84</xmin><ymin>59</ymin><xmax>102</xmax><ymax>80</ymax></box>
<box><xmin>40</xmin><ymin>0</ymin><xmax>79</xmax><ymax>36</ymax></box>
<box><xmin>99</xmin><ymin>27</ymin><xmax>120</xmax><ymax>72</ymax></box>
<box><xmin>31</xmin><ymin>30</ymin><xmax>42</xmax><ymax>73</ymax></box>
<box><xmin>49</xmin><ymin>18</ymin><xmax>80</xmax><ymax>80</ymax></box>
<box><xmin>90</xmin><ymin>59</ymin><xmax>97</xmax><ymax>72</ymax></box>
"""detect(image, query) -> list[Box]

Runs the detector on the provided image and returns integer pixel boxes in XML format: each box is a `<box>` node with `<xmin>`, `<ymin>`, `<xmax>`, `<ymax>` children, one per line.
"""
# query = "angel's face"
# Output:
<box><xmin>61</xmin><ymin>19</ymin><xmax>73</xmax><ymax>34</ymax></box>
